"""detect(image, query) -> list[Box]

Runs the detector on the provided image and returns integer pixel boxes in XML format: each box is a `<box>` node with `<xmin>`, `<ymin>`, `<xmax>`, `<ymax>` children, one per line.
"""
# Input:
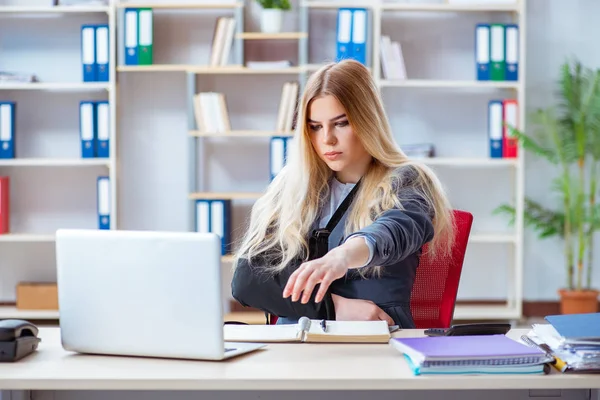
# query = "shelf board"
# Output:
<box><xmin>188</xmin><ymin>66</ymin><xmax>304</xmax><ymax>75</ymax></box>
<box><xmin>0</xmin><ymin>306</ymin><xmax>59</xmax><ymax>320</ymax></box>
<box><xmin>117</xmin><ymin>64</ymin><xmax>191</xmax><ymax>72</ymax></box>
<box><xmin>0</xmin><ymin>233</ymin><xmax>55</xmax><ymax>242</ymax></box>
<box><xmin>302</xmin><ymin>1</ymin><xmax>375</xmax><ymax>8</ymax></box>
<box><xmin>0</xmin><ymin>5</ymin><xmax>109</xmax><ymax>13</ymax></box>
<box><xmin>470</xmin><ymin>233</ymin><xmax>517</xmax><ymax>244</ymax></box>
<box><xmin>190</xmin><ymin>130</ymin><xmax>294</xmax><ymax>138</ymax></box>
<box><xmin>417</xmin><ymin>157</ymin><xmax>518</xmax><ymax>167</ymax></box>
<box><xmin>381</xmin><ymin>3</ymin><xmax>519</xmax><ymax>12</ymax></box>
<box><xmin>453</xmin><ymin>304</ymin><xmax>521</xmax><ymax>320</ymax></box>
<box><xmin>236</xmin><ymin>32</ymin><xmax>308</xmax><ymax>40</ymax></box>
<box><xmin>0</xmin><ymin>82</ymin><xmax>110</xmax><ymax>91</ymax></box>
<box><xmin>115</xmin><ymin>2</ymin><xmax>243</xmax><ymax>9</ymax></box>
<box><xmin>380</xmin><ymin>79</ymin><xmax>520</xmax><ymax>89</ymax></box>
<box><xmin>189</xmin><ymin>192</ymin><xmax>263</xmax><ymax>200</ymax></box>
<box><xmin>0</xmin><ymin>158</ymin><xmax>110</xmax><ymax>167</ymax></box>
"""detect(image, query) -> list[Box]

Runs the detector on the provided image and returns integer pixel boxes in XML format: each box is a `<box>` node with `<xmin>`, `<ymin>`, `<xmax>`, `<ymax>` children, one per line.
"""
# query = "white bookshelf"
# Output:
<box><xmin>369</xmin><ymin>0</ymin><xmax>526</xmax><ymax>320</ymax></box>
<box><xmin>0</xmin><ymin>2</ymin><xmax>118</xmax><ymax>317</ymax></box>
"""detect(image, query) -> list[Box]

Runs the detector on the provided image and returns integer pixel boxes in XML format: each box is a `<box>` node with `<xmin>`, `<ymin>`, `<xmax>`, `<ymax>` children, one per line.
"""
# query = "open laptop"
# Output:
<box><xmin>55</xmin><ymin>229</ymin><xmax>266</xmax><ymax>361</ymax></box>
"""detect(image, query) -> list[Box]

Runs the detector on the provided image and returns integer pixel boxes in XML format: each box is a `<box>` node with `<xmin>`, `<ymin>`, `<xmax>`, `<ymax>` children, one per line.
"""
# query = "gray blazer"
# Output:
<box><xmin>231</xmin><ymin>165</ymin><xmax>435</xmax><ymax>328</ymax></box>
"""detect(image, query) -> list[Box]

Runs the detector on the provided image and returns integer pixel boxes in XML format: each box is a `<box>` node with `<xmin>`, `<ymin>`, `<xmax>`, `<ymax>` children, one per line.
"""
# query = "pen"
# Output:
<box><xmin>320</xmin><ymin>319</ymin><xmax>327</xmax><ymax>333</ymax></box>
<box><xmin>521</xmin><ymin>335</ymin><xmax>568</xmax><ymax>373</ymax></box>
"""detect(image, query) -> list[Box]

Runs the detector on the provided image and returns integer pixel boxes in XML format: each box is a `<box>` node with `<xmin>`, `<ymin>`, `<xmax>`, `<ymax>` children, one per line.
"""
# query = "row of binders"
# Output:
<box><xmin>0</xmin><ymin>101</ymin><xmax>110</xmax><ymax>159</ymax></box>
<box><xmin>270</xmin><ymin>136</ymin><xmax>293</xmax><ymax>181</ymax></box>
<box><xmin>0</xmin><ymin>176</ymin><xmax>111</xmax><ymax>234</ymax></box>
<box><xmin>81</xmin><ymin>24</ymin><xmax>110</xmax><ymax>82</ymax></box>
<box><xmin>476</xmin><ymin>23</ymin><xmax>519</xmax><ymax>81</ymax></box>
<box><xmin>336</xmin><ymin>8</ymin><xmax>368</xmax><ymax>65</ymax></box>
<box><xmin>123</xmin><ymin>8</ymin><xmax>153</xmax><ymax>65</ymax></box>
<box><xmin>80</xmin><ymin>101</ymin><xmax>110</xmax><ymax>158</ymax></box>
<box><xmin>488</xmin><ymin>99</ymin><xmax>518</xmax><ymax>158</ymax></box>
<box><xmin>195</xmin><ymin>199</ymin><xmax>231</xmax><ymax>256</ymax></box>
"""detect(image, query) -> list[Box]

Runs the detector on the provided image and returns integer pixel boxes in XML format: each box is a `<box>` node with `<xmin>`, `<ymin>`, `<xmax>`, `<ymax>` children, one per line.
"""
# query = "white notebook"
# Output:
<box><xmin>224</xmin><ymin>317</ymin><xmax>396</xmax><ymax>344</ymax></box>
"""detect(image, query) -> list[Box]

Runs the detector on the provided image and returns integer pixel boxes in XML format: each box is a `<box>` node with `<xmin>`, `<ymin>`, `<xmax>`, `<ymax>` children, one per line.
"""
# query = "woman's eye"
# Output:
<box><xmin>336</xmin><ymin>120</ymin><xmax>349</xmax><ymax>127</ymax></box>
<box><xmin>309</xmin><ymin>124</ymin><xmax>321</xmax><ymax>131</ymax></box>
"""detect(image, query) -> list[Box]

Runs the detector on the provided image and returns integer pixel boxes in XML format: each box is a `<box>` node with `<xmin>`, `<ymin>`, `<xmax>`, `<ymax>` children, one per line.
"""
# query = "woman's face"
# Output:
<box><xmin>307</xmin><ymin>95</ymin><xmax>372</xmax><ymax>184</ymax></box>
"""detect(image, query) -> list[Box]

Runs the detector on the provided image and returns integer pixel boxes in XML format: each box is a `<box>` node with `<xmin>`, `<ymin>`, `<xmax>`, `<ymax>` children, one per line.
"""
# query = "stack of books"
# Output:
<box><xmin>390</xmin><ymin>334</ymin><xmax>552</xmax><ymax>375</ymax></box>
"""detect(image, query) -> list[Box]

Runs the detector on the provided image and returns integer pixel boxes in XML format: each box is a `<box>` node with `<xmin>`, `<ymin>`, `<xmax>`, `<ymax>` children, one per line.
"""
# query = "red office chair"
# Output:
<box><xmin>409</xmin><ymin>209</ymin><xmax>473</xmax><ymax>329</ymax></box>
<box><xmin>269</xmin><ymin>209</ymin><xmax>473</xmax><ymax>327</ymax></box>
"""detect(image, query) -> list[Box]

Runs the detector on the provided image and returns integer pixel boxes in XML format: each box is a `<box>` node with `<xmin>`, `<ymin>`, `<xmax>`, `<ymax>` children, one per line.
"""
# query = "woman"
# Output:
<box><xmin>231</xmin><ymin>59</ymin><xmax>455</xmax><ymax>328</ymax></box>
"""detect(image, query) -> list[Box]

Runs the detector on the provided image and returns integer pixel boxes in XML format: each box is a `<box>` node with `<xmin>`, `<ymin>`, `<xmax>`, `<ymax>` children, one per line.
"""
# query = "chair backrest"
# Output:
<box><xmin>409</xmin><ymin>209</ymin><xmax>473</xmax><ymax>329</ymax></box>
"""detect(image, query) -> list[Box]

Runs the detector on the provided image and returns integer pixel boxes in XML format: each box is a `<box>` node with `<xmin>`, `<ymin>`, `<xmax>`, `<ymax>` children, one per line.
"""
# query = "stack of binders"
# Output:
<box><xmin>335</xmin><ymin>8</ymin><xmax>368</xmax><ymax>65</ymax></box>
<box><xmin>475</xmin><ymin>23</ymin><xmax>519</xmax><ymax>81</ymax></box>
<box><xmin>195</xmin><ymin>199</ymin><xmax>232</xmax><ymax>256</ymax></box>
<box><xmin>81</xmin><ymin>24</ymin><xmax>110</xmax><ymax>81</ymax></box>
<box><xmin>80</xmin><ymin>101</ymin><xmax>110</xmax><ymax>158</ymax></box>
<box><xmin>123</xmin><ymin>8</ymin><xmax>153</xmax><ymax>66</ymax></box>
<box><xmin>269</xmin><ymin>137</ymin><xmax>294</xmax><ymax>181</ymax></box>
<box><xmin>0</xmin><ymin>102</ymin><xmax>16</xmax><ymax>159</ymax></box>
<box><xmin>488</xmin><ymin>99</ymin><xmax>518</xmax><ymax>159</ymax></box>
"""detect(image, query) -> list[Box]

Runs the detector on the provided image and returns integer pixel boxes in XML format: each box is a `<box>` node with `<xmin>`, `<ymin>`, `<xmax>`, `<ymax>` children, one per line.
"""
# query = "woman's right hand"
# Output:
<box><xmin>331</xmin><ymin>294</ymin><xmax>394</xmax><ymax>325</ymax></box>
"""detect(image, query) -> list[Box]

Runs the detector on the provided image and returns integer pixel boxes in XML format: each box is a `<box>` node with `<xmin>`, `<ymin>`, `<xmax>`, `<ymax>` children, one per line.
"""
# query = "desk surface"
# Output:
<box><xmin>1</xmin><ymin>328</ymin><xmax>599</xmax><ymax>391</ymax></box>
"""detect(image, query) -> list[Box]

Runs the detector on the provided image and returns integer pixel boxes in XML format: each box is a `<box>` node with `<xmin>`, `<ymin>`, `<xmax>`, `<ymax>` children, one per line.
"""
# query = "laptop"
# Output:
<box><xmin>55</xmin><ymin>228</ymin><xmax>266</xmax><ymax>361</ymax></box>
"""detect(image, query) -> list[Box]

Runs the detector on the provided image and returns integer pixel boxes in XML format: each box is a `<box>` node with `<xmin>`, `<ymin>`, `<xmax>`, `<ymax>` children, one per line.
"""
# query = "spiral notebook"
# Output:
<box><xmin>390</xmin><ymin>334</ymin><xmax>551</xmax><ymax>368</ymax></box>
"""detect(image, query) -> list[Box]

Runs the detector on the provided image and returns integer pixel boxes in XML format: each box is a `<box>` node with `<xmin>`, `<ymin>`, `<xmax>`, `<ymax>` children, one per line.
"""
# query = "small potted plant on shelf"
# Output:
<box><xmin>256</xmin><ymin>0</ymin><xmax>291</xmax><ymax>34</ymax></box>
<box><xmin>495</xmin><ymin>59</ymin><xmax>600</xmax><ymax>314</ymax></box>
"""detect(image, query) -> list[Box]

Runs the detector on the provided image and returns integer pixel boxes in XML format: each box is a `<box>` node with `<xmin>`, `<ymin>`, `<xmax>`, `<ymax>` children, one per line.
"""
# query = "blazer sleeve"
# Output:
<box><xmin>231</xmin><ymin>254</ymin><xmax>337</xmax><ymax>320</ymax></box>
<box><xmin>344</xmin><ymin>166</ymin><xmax>435</xmax><ymax>268</ymax></box>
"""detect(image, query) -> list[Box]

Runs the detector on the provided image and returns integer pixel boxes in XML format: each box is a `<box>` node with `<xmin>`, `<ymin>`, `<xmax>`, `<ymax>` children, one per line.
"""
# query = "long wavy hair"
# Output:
<box><xmin>233</xmin><ymin>59</ymin><xmax>455</xmax><ymax>276</ymax></box>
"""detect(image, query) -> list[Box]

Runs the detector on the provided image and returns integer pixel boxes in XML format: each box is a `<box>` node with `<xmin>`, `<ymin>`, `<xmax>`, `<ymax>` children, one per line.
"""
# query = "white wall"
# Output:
<box><xmin>1</xmin><ymin>0</ymin><xmax>599</xmax><ymax>306</ymax></box>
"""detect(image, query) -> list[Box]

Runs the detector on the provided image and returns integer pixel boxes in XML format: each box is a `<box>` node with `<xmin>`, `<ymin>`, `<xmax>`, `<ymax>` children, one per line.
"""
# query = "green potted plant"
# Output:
<box><xmin>256</xmin><ymin>0</ymin><xmax>291</xmax><ymax>34</ymax></box>
<box><xmin>495</xmin><ymin>59</ymin><xmax>600</xmax><ymax>314</ymax></box>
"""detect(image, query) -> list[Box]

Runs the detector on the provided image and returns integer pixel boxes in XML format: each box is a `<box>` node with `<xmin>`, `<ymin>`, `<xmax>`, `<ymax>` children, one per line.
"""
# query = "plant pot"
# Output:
<box><xmin>260</xmin><ymin>9</ymin><xmax>283</xmax><ymax>34</ymax></box>
<box><xmin>558</xmin><ymin>289</ymin><xmax>599</xmax><ymax>314</ymax></box>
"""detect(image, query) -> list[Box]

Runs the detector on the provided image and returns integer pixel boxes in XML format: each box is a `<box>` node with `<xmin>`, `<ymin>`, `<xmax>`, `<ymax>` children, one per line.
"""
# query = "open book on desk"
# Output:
<box><xmin>224</xmin><ymin>316</ymin><xmax>397</xmax><ymax>344</ymax></box>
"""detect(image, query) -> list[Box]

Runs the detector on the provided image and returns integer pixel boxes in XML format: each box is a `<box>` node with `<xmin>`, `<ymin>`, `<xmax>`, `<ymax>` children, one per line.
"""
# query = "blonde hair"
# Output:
<box><xmin>233</xmin><ymin>59</ymin><xmax>455</xmax><ymax>276</ymax></box>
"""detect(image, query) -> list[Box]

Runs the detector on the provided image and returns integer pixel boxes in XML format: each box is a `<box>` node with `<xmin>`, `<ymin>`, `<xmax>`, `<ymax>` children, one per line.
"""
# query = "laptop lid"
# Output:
<box><xmin>55</xmin><ymin>229</ymin><xmax>226</xmax><ymax>360</ymax></box>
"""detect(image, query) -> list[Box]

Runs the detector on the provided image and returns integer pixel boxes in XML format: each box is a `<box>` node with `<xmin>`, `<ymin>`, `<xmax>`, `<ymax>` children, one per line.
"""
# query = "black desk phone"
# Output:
<box><xmin>424</xmin><ymin>323</ymin><xmax>511</xmax><ymax>337</ymax></box>
<box><xmin>0</xmin><ymin>319</ymin><xmax>41</xmax><ymax>362</ymax></box>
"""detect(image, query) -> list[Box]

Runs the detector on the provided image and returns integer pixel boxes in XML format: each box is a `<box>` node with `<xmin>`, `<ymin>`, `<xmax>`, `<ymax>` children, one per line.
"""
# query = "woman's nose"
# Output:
<box><xmin>322</xmin><ymin>128</ymin><xmax>337</xmax><ymax>145</ymax></box>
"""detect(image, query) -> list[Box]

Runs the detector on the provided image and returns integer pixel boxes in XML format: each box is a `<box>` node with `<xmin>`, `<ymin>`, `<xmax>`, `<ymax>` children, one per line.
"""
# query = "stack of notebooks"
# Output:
<box><xmin>390</xmin><ymin>334</ymin><xmax>553</xmax><ymax>375</ymax></box>
<box><xmin>524</xmin><ymin>312</ymin><xmax>600</xmax><ymax>373</ymax></box>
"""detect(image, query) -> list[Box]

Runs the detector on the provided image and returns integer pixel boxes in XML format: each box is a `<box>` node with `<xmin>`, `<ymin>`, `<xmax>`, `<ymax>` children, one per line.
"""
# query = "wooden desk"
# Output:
<box><xmin>0</xmin><ymin>328</ymin><xmax>599</xmax><ymax>395</ymax></box>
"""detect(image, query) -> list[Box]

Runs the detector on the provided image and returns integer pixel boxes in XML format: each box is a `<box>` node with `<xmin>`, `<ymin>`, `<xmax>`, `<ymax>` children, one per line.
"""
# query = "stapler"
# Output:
<box><xmin>0</xmin><ymin>319</ymin><xmax>41</xmax><ymax>362</ymax></box>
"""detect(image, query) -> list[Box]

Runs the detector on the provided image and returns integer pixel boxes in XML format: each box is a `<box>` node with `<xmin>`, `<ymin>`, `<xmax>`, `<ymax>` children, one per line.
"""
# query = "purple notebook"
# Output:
<box><xmin>391</xmin><ymin>335</ymin><xmax>547</xmax><ymax>366</ymax></box>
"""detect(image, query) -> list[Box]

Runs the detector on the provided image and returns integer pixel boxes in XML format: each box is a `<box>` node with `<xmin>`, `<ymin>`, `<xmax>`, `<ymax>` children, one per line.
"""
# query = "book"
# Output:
<box><xmin>224</xmin><ymin>316</ymin><xmax>394</xmax><ymax>344</ymax></box>
<box><xmin>390</xmin><ymin>334</ymin><xmax>550</xmax><ymax>367</ymax></box>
